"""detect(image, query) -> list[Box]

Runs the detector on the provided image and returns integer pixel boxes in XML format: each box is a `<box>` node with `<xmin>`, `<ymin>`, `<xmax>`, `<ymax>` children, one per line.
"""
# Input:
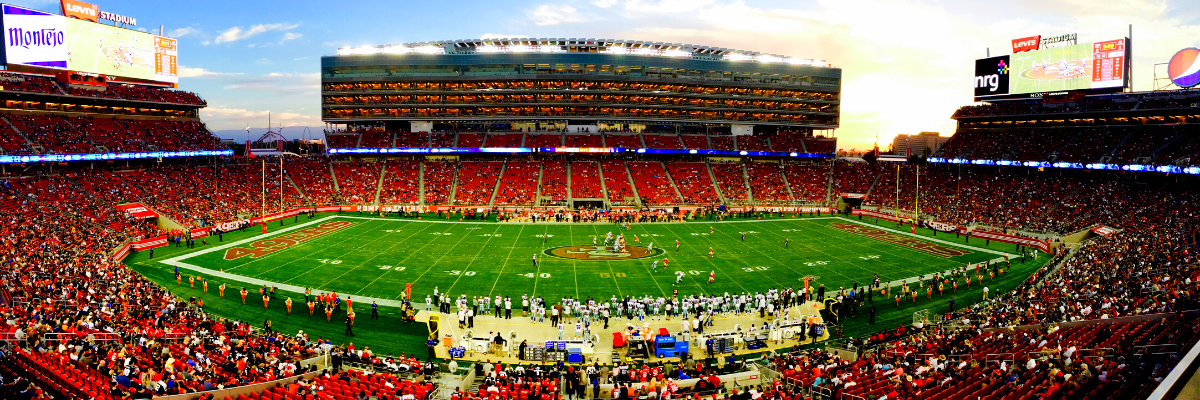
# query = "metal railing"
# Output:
<box><xmin>1136</xmin><ymin>344</ymin><xmax>1180</xmax><ymax>356</ymax></box>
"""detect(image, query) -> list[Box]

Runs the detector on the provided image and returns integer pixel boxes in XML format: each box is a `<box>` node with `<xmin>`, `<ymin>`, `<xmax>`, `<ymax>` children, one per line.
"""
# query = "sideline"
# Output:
<box><xmin>336</xmin><ymin>214</ymin><xmax>840</xmax><ymax>225</ymax></box>
<box><xmin>153</xmin><ymin>215</ymin><xmax>1021</xmax><ymax>309</ymax></box>
<box><xmin>832</xmin><ymin>216</ymin><xmax>1020</xmax><ymax>290</ymax></box>
<box><xmin>834</xmin><ymin>217</ymin><xmax>1015</xmax><ymax>257</ymax></box>
<box><xmin>157</xmin><ymin>216</ymin><xmax>413</xmax><ymax>308</ymax></box>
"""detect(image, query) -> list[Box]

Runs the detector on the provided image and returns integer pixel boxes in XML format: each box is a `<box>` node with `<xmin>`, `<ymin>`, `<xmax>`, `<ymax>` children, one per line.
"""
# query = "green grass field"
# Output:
<box><xmin>1010</xmin><ymin>43</ymin><xmax>1094</xmax><ymax>95</ymax></box>
<box><xmin>65</xmin><ymin>18</ymin><xmax>156</xmax><ymax>80</ymax></box>
<box><xmin>126</xmin><ymin>213</ymin><xmax>1050</xmax><ymax>357</ymax></box>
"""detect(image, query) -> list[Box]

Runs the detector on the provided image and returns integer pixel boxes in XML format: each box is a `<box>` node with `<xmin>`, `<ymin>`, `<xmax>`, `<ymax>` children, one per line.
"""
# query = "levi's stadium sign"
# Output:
<box><xmin>60</xmin><ymin>0</ymin><xmax>136</xmax><ymax>25</ymax></box>
<box><xmin>1012</xmin><ymin>36</ymin><xmax>1040</xmax><ymax>53</ymax></box>
<box><xmin>1012</xmin><ymin>33</ymin><xmax>1076</xmax><ymax>53</ymax></box>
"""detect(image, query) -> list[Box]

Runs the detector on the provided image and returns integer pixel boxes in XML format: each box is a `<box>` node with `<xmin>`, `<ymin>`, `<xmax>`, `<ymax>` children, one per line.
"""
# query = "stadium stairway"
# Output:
<box><xmin>741</xmin><ymin>162</ymin><xmax>754</xmax><ymax>203</ymax></box>
<box><xmin>564</xmin><ymin>161</ymin><xmax>572</xmax><ymax>206</ymax></box>
<box><xmin>373</xmin><ymin>162</ymin><xmax>386</xmax><ymax>206</ymax></box>
<box><xmin>660</xmin><ymin>161</ymin><xmax>686</xmax><ymax>203</ymax></box>
<box><xmin>622</xmin><ymin>161</ymin><xmax>643</xmax><ymax>207</ymax></box>
<box><xmin>418</xmin><ymin>161</ymin><xmax>426</xmax><ymax>206</ymax></box>
<box><xmin>704</xmin><ymin>159</ymin><xmax>729</xmax><ymax>204</ymax></box>
<box><xmin>531</xmin><ymin>163</ymin><xmax>543</xmax><ymax>206</ymax></box>
<box><xmin>328</xmin><ymin>161</ymin><xmax>341</xmax><ymax>195</ymax></box>
<box><xmin>823</xmin><ymin>162</ymin><xmax>834</xmax><ymax>203</ymax></box>
<box><xmin>447</xmin><ymin>162</ymin><xmax>460</xmax><ymax>205</ymax></box>
<box><xmin>0</xmin><ymin>115</ymin><xmax>39</xmax><ymax>154</ymax></box>
<box><xmin>779</xmin><ymin>166</ymin><xmax>798</xmax><ymax>201</ymax></box>
<box><xmin>487</xmin><ymin>161</ymin><xmax>506</xmax><ymax>207</ymax></box>
<box><xmin>861</xmin><ymin>168</ymin><xmax>886</xmax><ymax>200</ymax></box>
<box><xmin>285</xmin><ymin>174</ymin><xmax>312</xmax><ymax>205</ymax></box>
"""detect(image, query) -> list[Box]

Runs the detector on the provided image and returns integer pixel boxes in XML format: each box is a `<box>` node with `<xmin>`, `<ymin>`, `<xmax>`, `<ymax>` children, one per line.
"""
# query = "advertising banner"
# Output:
<box><xmin>1</xmin><ymin>4</ymin><xmax>178</xmax><ymax>83</ymax></box>
<box><xmin>60</xmin><ymin>0</ymin><xmax>98</xmax><ymax>22</ymax></box>
<box><xmin>117</xmin><ymin>203</ymin><xmax>158</xmax><ymax>219</ymax></box>
<box><xmin>967</xmin><ymin>229</ymin><xmax>1051</xmax><ymax>253</ymax></box>
<box><xmin>926</xmin><ymin>221</ymin><xmax>959</xmax><ymax>232</ymax></box>
<box><xmin>1091</xmin><ymin>225</ymin><xmax>1118</xmax><ymax>236</ymax></box>
<box><xmin>1</xmin><ymin>4</ymin><xmax>68</xmax><ymax>68</ymax></box>
<box><xmin>111</xmin><ymin>242</ymin><xmax>130</xmax><ymax>260</ymax></box>
<box><xmin>851</xmin><ymin>209</ymin><xmax>907</xmax><ymax>223</ymax></box>
<box><xmin>973</xmin><ymin>55</ymin><xmax>1011</xmax><ymax>98</ymax></box>
<box><xmin>1011</xmin><ymin>35</ymin><xmax>1041</xmax><ymax>53</ymax></box>
<box><xmin>976</xmin><ymin>38</ymin><xmax>1127</xmax><ymax>100</ymax></box>
<box><xmin>130</xmin><ymin>236</ymin><xmax>167</xmax><ymax>250</ymax></box>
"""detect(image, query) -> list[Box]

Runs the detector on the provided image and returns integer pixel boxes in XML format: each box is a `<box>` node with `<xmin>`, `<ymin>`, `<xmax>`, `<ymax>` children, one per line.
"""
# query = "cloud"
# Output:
<box><xmin>213</xmin><ymin>23</ymin><xmax>300</xmax><ymax>44</ymax></box>
<box><xmin>280</xmin><ymin>32</ymin><xmax>302</xmax><ymax>43</ymax></box>
<box><xmin>254</xmin><ymin>58</ymin><xmax>272</xmax><ymax>65</ymax></box>
<box><xmin>550</xmin><ymin>0</ymin><xmax>999</xmax><ymax>149</ymax></box>
<box><xmin>169</xmin><ymin>27</ymin><xmax>201</xmax><ymax>38</ymax></box>
<box><xmin>178</xmin><ymin>66</ymin><xmax>243</xmax><ymax>78</ymax></box>
<box><xmin>526</xmin><ymin>5</ymin><xmax>583</xmax><ymax>26</ymax></box>
<box><xmin>201</xmin><ymin>106</ymin><xmax>322</xmax><ymax>132</ymax></box>
<box><xmin>592</xmin><ymin>0</ymin><xmax>618</xmax><ymax>8</ymax></box>
<box><xmin>219</xmin><ymin>72</ymin><xmax>321</xmax><ymax>97</ymax></box>
<box><xmin>480</xmin><ymin>33</ymin><xmax>530</xmax><ymax>39</ymax></box>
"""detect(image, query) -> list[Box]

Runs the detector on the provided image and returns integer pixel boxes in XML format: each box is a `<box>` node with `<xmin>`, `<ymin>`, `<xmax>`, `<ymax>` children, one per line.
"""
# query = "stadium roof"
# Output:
<box><xmin>336</xmin><ymin>38</ymin><xmax>830</xmax><ymax>68</ymax></box>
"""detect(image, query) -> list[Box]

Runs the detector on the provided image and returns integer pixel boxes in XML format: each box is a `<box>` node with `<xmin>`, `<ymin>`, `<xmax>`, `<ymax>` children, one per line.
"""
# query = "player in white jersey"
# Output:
<box><xmin>674</xmin><ymin>271</ymin><xmax>685</xmax><ymax>285</ymax></box>
<box><xmin>652</xmin><ymin>260</ymin><xmax>659</xmax><ymax>272</ymax></box>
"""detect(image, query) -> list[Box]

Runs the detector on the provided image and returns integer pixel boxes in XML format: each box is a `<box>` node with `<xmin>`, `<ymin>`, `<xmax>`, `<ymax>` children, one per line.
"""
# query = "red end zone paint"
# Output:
<box><xmin>829</xmin><ymin>223</ymin><xmax>970</xmax><ymax>258</ymax></box>
<box><xmin>224</xmin><ymin>221</ymin><xmax>357</xmax><ymax>260</ymax></box>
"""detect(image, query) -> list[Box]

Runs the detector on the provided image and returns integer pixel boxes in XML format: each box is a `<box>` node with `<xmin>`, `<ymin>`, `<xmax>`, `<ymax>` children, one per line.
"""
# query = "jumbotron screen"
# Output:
<box><xmin>0</xmin><ymin>4</ymin><xmax>177</xmax><ymax>83</ymax></box>
<box><xmin>974</xmin><ymin>38</ymin><xmax>1126</xmax><ymax>100</ymax></box>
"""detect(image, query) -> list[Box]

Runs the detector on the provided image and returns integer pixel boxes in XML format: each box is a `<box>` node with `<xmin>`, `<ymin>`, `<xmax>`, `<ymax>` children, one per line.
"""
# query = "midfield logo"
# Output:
<box><xmin>543</xmin><ymin>245</ymin><xmax>665</xmax><ymax>260</ymax></box>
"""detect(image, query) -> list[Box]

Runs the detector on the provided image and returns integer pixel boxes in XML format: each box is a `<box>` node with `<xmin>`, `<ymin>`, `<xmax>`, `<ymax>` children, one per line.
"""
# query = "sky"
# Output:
<box><xmin>8</xmin><ymin>0</ymin><xmax>1198</xmax><ymax>151</ymax></box>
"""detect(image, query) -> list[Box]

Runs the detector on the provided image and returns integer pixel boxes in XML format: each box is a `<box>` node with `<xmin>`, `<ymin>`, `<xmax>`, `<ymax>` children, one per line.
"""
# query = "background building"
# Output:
<box><xmin>322</xmin><ymin>38</ymin><xmax>840</xmax><ymax>142</ymax></box>
<box><xmin>892</xmin><ymin>131</ymin><xmax>948</xmax><ymax>156</ymax></box>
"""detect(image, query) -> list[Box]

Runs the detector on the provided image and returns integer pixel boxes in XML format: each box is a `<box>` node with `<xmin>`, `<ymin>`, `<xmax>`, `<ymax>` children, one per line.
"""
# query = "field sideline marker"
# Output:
<box><xmin>156</xmin><ymin>215</ymin><xmax>1015</xmax><ymax>309</ymax></box>
<box><xmin>158</xmin><ymin>216</ymin><xmax>411</xmax><ymax>308</ymax></box>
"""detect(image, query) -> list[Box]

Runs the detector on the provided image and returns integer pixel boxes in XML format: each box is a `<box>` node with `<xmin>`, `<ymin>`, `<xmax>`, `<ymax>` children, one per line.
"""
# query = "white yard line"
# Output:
<box><xmin>353</xmin><ymin>224</ymin><xmax>441</xmax><ymax>295</ymax></box>
<box><xmin>833</xmin><ymin>217</ymin><xmax>1014</xmax><ymax>257</ymax></box>
<box><xmin>443</xmin><ymin>225</ymin><xmax>508</xmax><ymax>294</ymax></box>
<box><xmin>157</xmin><ymin>216</ymin><xmax>412</xmax><ymax>308</ymax></box>
<box><xmin>487</xmin><ymin>225</ymin><xmax>526</xmax><ymax>297</ymax></box>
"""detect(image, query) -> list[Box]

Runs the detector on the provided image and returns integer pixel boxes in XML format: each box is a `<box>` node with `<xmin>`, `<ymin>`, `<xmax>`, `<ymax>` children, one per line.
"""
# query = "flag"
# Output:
<box><xmin>905</xmin><ymin>147</ymin><xmax>911</xmax><ymax>158</ymax></box>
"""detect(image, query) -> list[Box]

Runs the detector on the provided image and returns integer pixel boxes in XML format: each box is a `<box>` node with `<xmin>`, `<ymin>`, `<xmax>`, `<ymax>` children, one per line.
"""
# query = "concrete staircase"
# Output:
<box><xmin>487</xmin><ymin>161</ymin><xmax>506</xmax><ymax>206</ymax></box>
<box><xmin>594</xmin><ymin>161</ymin><xmax>611</xmax><ymax>208</ymax></box>
<box><xmin>704</xmin><ymin>160</ymin><xmax>728</xmax><ymax>204</ymax></box>
<box><xmin>660</xmin><ymin>161</ymin><xmax>685</xmax><ymax>203</ymax></box>
<box><xmin>824</xmin><ymin>161</ymin><xmax>835</xmax><ymax>204</ymax></box>
<box><xmin>448</xmin><ymin>162</ymin><xmax>460</xmax><ymax>205</ymax></box>
<box><xmin>373</xmin><ymin>163</ymin><xmax>387</xmax><ymax>206</ymax></box>
<box><xmin>1</xmin><ymin>116</ymin><xmax>43</xmax><ymax>154</ymax></box>
<box><xmin>622</xmin><ymin>162</ymin><xmax>643</xmax><ymax>207</ymax></box>
<box><xmin>779</xmin><ymin>166</ymin><xmax>797</xmax><ymax>202</ymax></box>
<box><xmin>286</xmin><ymin>174</ymin><xmax>313</xmax><ymax>205</ymax></box>
<box><xmin>327</xmin><ymin>161</ymin><xmax>341</xmax><ymax>197</ymax></box>
<box><xmin>418</xmin><ymin>161</ymin><xmax>426</xmax><ymax>207</ymax></box>
<box><xmin>565</xmin><ymin>162</ymin><xmax>573</xmax><ymax>205</ymax></box>
<box><xmin>534</xmin><ymin>162</ymin><xmax>545</xmax><ymax>206</ymax></box>
<box><xmin>740</xmin><ymin>162</ymin><xmax>754</xmax><ymax>203</ymax></box>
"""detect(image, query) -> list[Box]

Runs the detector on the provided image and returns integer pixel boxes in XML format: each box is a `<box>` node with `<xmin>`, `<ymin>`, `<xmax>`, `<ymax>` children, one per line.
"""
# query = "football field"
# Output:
<box><xmin>158</xmin><ymin>215</ymin><xmax>1009</xmax><ymax>304</ymax></box>
<box><xmin>1010</xmin><ymin>43</ymin><xmax>1093</xmax><ymax>95</ymax></box>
